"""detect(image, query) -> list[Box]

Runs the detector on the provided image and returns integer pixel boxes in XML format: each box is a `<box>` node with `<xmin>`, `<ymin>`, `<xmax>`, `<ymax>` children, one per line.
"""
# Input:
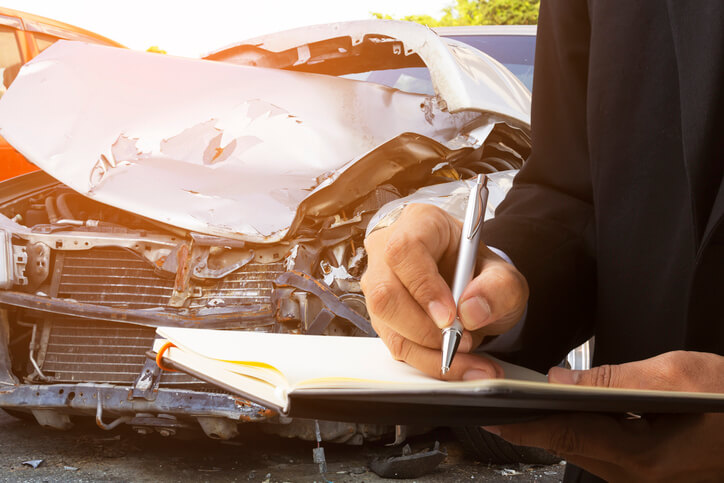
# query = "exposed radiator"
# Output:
<box><xmin>38</xmin><ymin>248</ymin><xmax>286</xmax><ymax>389</ymax></box>
<box><xmin>39</xmin><ymin>318</ymin><xmax>216</xmax><ymax>390</ymax></box>
<box><xmin>55</xmin><ymin>248</ymin><xmax>284</xmax><ymax>310</ymax></box>
<box><xmin>56</xmin><ymin>248</ymin><xmax>174</xmax><ymax>309</ymax></box>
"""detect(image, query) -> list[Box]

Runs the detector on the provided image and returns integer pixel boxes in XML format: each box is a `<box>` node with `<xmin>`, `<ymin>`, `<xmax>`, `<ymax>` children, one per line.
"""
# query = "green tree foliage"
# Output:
<box><xmin>373</xmin><ymin>0</ymin><xmax>539</xmax><ymax>26</ymax></box>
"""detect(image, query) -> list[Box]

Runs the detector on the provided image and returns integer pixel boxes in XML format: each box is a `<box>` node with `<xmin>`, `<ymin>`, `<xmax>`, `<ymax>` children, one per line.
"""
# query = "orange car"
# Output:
<box><xmin>0</xmin><ymin>7</ymin><xmax>123</xmax><ymax>180</ymax></box>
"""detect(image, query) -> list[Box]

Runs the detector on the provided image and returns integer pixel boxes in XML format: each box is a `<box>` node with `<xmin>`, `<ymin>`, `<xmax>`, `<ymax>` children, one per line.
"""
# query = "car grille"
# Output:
<box><xmin>32</xmin><ymin>247</ymin><xmax>286</xmax><ymax>390</ymax></box>
<box><xmin>55</xmin><ymin>248</ymin><xmax>283</xmax><ymax>310</ymax></box>
<box><xmin>56</xmin><ymin>248</ymin><xmax>174</xmax><ymax>309</ymax></box>
<box><xmin>190</xmin><ymin>263</ymin><xmax>285</xmax><ymax>308</ymax></box>
<box><xmin>39</xmin><ymin>318</ymin><xmax>218</xmax><ymax>390</ymax></box>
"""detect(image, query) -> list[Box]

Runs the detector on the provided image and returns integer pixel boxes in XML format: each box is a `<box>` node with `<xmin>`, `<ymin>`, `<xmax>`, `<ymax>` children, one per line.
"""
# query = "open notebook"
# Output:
<box><xmin>153</xmin><ymin>327</ymin><xmax>724</xmax><ymax>425</ymax></box>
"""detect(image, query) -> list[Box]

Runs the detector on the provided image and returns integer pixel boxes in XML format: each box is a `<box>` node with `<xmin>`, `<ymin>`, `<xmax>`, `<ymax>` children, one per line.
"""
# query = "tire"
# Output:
<box><xmin>453</xmin><ymin>426</ymin><xmax>561</xmax><ymax>465</ymax></box>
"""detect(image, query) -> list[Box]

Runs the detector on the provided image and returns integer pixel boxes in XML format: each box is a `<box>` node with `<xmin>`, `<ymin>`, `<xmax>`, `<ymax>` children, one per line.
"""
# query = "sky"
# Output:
<box><xmin>3</xmin><ymin>0</ymin><xmax>451</xmax><ymax>57</ymax></box>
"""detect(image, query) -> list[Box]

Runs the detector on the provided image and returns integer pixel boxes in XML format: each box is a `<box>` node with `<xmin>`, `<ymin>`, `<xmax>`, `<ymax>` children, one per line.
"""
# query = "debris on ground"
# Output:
<box><xmin>369</xmin><ymin>441</ymin><xmax>447</xmax><ymax>478</ymax></box>
<box><xmin>22</xmin><ymin>459</ymin><xmax>44</xmax><ymax>469</ymax></box>
<box><xmin>498</xmin><ymin>468</ymin><xmax>522</xmax><ymax>476</ymax></box>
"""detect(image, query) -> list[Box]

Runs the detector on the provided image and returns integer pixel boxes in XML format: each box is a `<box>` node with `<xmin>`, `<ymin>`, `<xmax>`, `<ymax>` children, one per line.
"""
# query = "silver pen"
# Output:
<box><xmin>441</xmin><ymin>174</ymin><xmax>488</xmax><ymax>375</ymax></box>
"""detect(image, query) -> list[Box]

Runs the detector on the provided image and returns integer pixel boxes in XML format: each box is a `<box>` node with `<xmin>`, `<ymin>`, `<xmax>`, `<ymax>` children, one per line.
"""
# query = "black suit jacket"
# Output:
<box><xmin>484</xmin><ymin>0</ymin><xmax>724</xmax><ymax>370</ymax></box>
<box><xmin>482</xmin><ymin>2</ymin><xmax>724</xmax><ymax>480</ymax></box>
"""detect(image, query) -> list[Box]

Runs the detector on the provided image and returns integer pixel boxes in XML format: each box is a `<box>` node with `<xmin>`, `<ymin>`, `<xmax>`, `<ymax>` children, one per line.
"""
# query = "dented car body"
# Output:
<box><xmin>0</xmin><ymin>20</ymin><xmax>530</xmax><ymax>441</ymax></box>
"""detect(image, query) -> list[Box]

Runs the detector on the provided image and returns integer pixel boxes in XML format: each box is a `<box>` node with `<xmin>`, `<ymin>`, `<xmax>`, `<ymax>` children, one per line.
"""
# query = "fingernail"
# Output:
<box><xmin>459</xmin><ymin>296</ymin><xmax>491</xmax><ymax>328</ymax></box>
<box><xmin>548</xmin><ymin>367</ymin><xmax>581</xmax><ymax>385</ymax></box>
<box><xmin>428</xmin><ymin>300</ymin><xmax>453</xmax><ymax>328</ymax></box>
<box><xmin>462</xmin><ymin>369</ymin><xmax>493</xmax><ymax>381</ymax></box>
<box><xmin>482</xmin><ymin>425</ymin><xmax>501</xmax><ymax>436</ymax></box>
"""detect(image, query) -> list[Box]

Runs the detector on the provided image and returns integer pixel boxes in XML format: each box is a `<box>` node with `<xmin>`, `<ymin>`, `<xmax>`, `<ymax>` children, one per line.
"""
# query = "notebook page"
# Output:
<box><xmin>156</xmin><ymin>328</ymin><xmax>546</xmax><ymax>388</ymax></box>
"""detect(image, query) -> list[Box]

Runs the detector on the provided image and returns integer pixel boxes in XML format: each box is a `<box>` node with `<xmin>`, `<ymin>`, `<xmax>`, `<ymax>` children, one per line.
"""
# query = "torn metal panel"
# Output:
<box><xmin>0</xmin><ymin>291</ymin><xmax>275</xmax><ymax>329</ymax></box>
<box><xmin>207</xmin><ymin>20</ymin><xmax>531</xmax><ymax>122</ymax></box>
<box><xmin>366</xmin><ymin>170</ymin><xmax>517</xmax><ymax>236</ymax></box>
<box><xmin>0</xmin><ymin>383</ymin><xmax>274</xmax><ymax>422</ymax></box>
<box><xmin>0</xmin><ymin>41</ymin><xmax>499</xmax><ymax>243</ymax></box>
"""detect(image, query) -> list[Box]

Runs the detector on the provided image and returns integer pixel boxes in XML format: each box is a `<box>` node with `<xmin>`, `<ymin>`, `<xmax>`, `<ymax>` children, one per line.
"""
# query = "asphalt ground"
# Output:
<box><xmin>0</xmin><ymin>410</ymin><xmax>565</xmax><ymax>482</ymax></box>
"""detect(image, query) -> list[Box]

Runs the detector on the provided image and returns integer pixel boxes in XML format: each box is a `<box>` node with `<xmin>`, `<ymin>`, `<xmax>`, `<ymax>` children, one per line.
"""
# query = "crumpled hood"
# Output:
<box><xmin>0</xmin><ymin>39</ymin><xmax>528</xmax><ymax>243</ymax></box>
<box><xmin>207</xmin><ymin>19</ymin><xmax>531</xmax><ymax>121</ymax></box>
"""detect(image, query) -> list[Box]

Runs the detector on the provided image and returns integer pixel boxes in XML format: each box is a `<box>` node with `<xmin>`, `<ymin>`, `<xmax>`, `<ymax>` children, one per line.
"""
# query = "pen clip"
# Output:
<box><xmin>466</xmin><ymin>176</ymin><xmax>486</xmax><ymax>239</ymax></box>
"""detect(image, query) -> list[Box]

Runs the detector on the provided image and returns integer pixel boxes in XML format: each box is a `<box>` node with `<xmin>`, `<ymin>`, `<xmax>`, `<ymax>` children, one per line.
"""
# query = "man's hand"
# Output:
<box><xmin>361</xmin><ymin>203</ymin><xmax>529</xmax><ymax>380</ymax></box>
<box><xmin>484</xmin><ymin>351</ymin><xmax>724</xmax><ymax>481</ymax></box>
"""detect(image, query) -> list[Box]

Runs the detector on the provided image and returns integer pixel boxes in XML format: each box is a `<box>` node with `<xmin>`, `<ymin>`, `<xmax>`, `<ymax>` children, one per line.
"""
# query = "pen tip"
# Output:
<box><xmin>441</xmin><ymin>366</ymin><xmax>449</xmax><ymax>376</ymax></box>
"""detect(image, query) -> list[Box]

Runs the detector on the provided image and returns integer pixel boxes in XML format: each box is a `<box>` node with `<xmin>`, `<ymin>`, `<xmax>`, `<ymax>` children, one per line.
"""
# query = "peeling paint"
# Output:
<box><xmin>0</xmin><ymin>37</ymin><xmax>529</xmax><ymax>244</ymax></box>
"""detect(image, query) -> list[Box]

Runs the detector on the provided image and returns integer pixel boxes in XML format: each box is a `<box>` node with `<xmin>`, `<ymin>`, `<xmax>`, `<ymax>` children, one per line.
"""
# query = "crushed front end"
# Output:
<box><xmin>0</xmin><ymin>24</ymin><xmax>531</xmax><ymax>442</ymax></box>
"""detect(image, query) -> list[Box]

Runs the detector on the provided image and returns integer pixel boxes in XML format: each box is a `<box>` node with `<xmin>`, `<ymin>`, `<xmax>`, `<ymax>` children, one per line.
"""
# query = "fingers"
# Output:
<box><xmin>458</xmin><ymin>248</ymin><xmax>529</xmax><ymax>334</ymax></box>
<box><xmin>486</xmin><ymin>413</ymin><xmax>724</xmax><ymax>481</ymax></box>
<box><xmin>548</xmin><ymin>351</ymin><xmax>724</xmax><ymax>392</ymax></box>
<box><xmin>378</xmin><ymin>204</ymin><xmax>461</xmax><ymax>328</ymax></box>
<box><xmin>362</xmin><ymin>203</ymin><xmax>529</xmax><ymax>379</ymax></box>
<box><xmin>362</xmin><ymin>204</ymin><xmax>461</xmax><ymax>351</ymax></box>
<box><xmin>362</xmin><ymin>260</ymin><xmax>443</xmax><ymax>349</ymax></box>
<box><xmin>374</xmin><ymin>322</ymin><xmax>502</xmax><ymax>380</ymax></box>
<box><xmin>485</xmin><ymin>413</ymin><xmax>641</xmax><ymax>462</ymax></box>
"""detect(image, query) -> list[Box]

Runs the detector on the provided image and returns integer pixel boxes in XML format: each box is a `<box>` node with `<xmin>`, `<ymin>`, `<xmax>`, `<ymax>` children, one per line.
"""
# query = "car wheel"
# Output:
<box><xmin>453</xmin><ymin>426</ymin><xmax>561</xmax><ymax>465</ymax></box>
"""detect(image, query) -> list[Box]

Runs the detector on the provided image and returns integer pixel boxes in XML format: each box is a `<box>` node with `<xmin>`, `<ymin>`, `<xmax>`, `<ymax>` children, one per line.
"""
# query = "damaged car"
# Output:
<box><xmin>0</xmin><ymin>20</ymin><xmax>538</xmax><ymax>460</ymax></box>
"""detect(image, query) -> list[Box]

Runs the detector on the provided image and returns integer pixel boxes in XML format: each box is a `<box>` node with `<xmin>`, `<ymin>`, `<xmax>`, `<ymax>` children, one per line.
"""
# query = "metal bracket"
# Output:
<box><xmin>0</xmin><ymin>309</ymin><xmax>18</xmax><ymax>385</ymax></box>
<box><xmin>306</xmin><ymin>308</ymin><xmax>335</xmax><ymax>335</ymax></box>
<box><xmin>131</xmin><ymin>357</ymin><xmax>162</xmax><ymax>401</ymax></box>
<box><xmin>275</xmin><ymin>271</ymin><xmax>375</xmax><ymax>336</ymax></box>
<box><xmin>192</xmin><ymin>247</ymin><xmax>255</xmax><ymax>279</ymax></box>
<box><xmin>312</xmin><ymin>420</ymin><xmax>328</xmax><ymax>476</ymax></box>
<box><xmin>167</xmin><ymin>242</ymin><xmax>194</xmax><ymax>307</ymax></box>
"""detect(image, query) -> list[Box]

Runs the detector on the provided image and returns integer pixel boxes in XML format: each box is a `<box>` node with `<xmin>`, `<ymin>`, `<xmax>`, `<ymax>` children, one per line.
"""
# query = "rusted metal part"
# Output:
<box><xmin>169</xmin><ymin>242</ymin><xmax>193</xmax><ymax>307</ymax></box>
<box><xmin>131</xmin><ymin>357</ymin><xmax>162</xmax><ymax>401</ymax></box>
<box><xmin>0</xmin><ymin>383</ymin><xmax>275</xmax><ymax>422</ymax></box>
<box><xmin>192</xmin><ymin>247</ymin><xmax>255</xmax><ymax>279</ymax></box>
<box><xmin>263</xmin><ymin>417</ymin><xmax>390</xmax><ymax>445</ymax></box>
<box><xmin>15</xmin><ymin>321</ymin><xmax>51</xmax><ymax>382</ymax></box>
<box><xmin>26</xmin><ymin>242</ymin><xmax>50</xmax><ymax>289</ymax></box>
<box><xmin>96</xmin><ymin>394</ymin><xmax>131</xmax><ymax>430</ymax></box>
<box><xmin>275</xmin><ymin>271</ymin><xmax>374</xmax><ymax>335</ymax></box>
<box><xmin>19</xmin><ymin>226</ymin><xmax>178</xmax><ymax>260</ymax></box>
<box><xmin>306</xmin><ymin>308</ymin><xmax>335</xmax><ymax>335</ymax></box>
<box><xmin>129</xmin><ymin>415</ymin><xmax>191</xmax><ymax>432</ymax></box>
<box><xmin>233</xmin><ymin>397</ymin><xmax>276</xmax><ymax>422</ymax></box>
<box><xmin>190</xmin><ymin>233</ymin><xmax>246</xmax><ymax>248</ymax></box>
<box><xmin>0</xmin><ymin>291</ymin><xmax>274</xmax><ymax>329</ymax></box>
<box><xmin>0</xmin><ymin>309</ymin><xmax>17</xmax><ymax>386</ymax></box>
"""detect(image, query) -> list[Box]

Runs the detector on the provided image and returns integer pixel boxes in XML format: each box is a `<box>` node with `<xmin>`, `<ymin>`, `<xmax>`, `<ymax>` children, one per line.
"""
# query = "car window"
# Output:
<box><xmin>33</xmin><ymin>32</ymin><xmax>59</xmax><ymax>53</ymax></box>
<box><xmin>343</xmin><ymin>67</ymin><xmax>435</xmax><ymax>96</ymax></box>
<box><xmin>0</xmin><ymin>25</ymin><xmax>22</xmax><ymax>94</ymax></box>
<box><xmin>445</xmin><ymin>34</ymin><xmax>535</xmax><ymax>91</ymax></box>
<box><xmin>341</xmin><ymin>34</ymin><xmax>535</xmax><ymax>96</ymax></box>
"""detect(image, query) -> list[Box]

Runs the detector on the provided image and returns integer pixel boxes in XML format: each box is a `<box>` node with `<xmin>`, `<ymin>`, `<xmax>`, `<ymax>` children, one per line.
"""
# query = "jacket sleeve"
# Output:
<box><xmin>482</xmin><ymin>0</ymin><xmax>597</xmax><ymax>372</ymax></box>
